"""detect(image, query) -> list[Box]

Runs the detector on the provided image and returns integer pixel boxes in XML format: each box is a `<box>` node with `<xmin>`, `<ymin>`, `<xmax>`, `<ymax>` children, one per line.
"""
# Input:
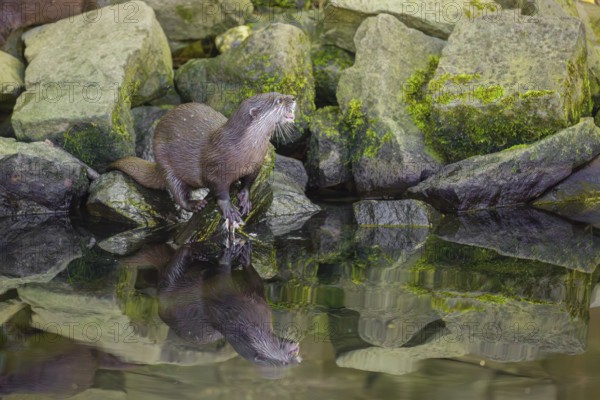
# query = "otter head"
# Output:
<box><xmin>229</xmin><ymin>329</ymin><xmax>301</xmax><ymax>367</ymax></box>
<box><xmin>243</xmin><ymin>92</ymin><xmax>296</xmax><ymax>129</ymax></box>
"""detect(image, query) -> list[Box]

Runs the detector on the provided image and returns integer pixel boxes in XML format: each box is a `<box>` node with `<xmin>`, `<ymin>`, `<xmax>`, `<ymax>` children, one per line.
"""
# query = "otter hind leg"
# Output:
<box><xmin>237</xmin><ymin>170</ymin><xmax>260</xmax><ymax>216</ymax></box>
<box><xmin>165</xmin><ymin>172</ymin><xmax>207</xmax><ymax>212</ymax></box>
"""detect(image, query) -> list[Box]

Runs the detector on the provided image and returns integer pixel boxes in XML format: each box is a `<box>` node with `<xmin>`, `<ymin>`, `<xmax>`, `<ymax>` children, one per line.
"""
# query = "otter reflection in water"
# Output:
<box><xmin>156</xmin><ymin>242</ymin><xmax>301</xmax><ymax>366</ymax></box>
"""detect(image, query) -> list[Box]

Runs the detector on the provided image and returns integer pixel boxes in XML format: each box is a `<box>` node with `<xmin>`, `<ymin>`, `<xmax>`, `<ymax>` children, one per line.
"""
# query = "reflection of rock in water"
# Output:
<box><xmin>0</xmin><ymin>215</ymin><xmax>83</xmax><ymax>294</ymax></box>
<box><xmin>157</xmin><ymin>242</ymin><xmax>302</xmax><ymax>366</ymax></box>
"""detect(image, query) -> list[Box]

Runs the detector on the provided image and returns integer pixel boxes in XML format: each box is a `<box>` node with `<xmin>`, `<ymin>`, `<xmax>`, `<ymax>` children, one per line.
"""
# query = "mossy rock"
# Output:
<box><xmin>175</xmin><ymin>23</ymin><xmax>315</xmax><ymax>149</ymax></box>
<box><xmin>0</xmin><ymin>50</ymin><xmax>24</xmax><ymax>109</ymax></box>
<box><xmin>311</xmin><ymin>45</ymin><xmax>354</xmax><ymax>106</ymax></box>
<box><xmin>337</xmin><ymin>14</ymin><xmax>444</xmax><ymax>195</ymax></box>
<box><xmin>305</xmin><ymin>106</ymin><xmax>352</xmax><ymax>189</ymax></box>
<box><xmin>11</xmin><ymin>1</ymin><xmax>173</xmax><ymax>171</ymax></box>
<box><xmin>417</xmin><ymin>14</ymin><xmax>591</xmax><ymax>162</ymax></box>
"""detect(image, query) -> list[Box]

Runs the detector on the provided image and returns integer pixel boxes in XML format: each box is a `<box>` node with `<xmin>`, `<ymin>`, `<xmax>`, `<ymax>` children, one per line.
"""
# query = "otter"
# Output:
<box><xmin>110</xmin><ymin>93</ymin><xmax>296</xmax><ymax>225</ymax></box>
<box><xmin>128</xmin><ymin>241</ymin><xmax>301</xmax><ymax>366</ymax></box>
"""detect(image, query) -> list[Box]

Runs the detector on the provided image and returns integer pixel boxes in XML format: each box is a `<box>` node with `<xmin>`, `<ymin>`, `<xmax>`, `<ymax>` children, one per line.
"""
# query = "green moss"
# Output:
<box><xmin>175</xmin><ymin>5</ymin><xmax>195</xmax><ymax>24</ymax></box>
<box><xmin>520</xmin><ymin>90</ymin><xmax>555</xmax><ymax>99</ymax></box>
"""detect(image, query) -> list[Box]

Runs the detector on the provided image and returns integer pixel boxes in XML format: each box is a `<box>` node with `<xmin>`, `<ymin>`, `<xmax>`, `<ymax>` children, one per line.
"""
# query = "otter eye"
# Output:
<box><xmin>276</xmin><ymin>98</ymin><xmax>283</xmax><ymax>105</ymax></box>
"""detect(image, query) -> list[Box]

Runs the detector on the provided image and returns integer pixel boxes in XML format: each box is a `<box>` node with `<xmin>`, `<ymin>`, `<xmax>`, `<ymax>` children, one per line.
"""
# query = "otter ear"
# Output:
<box><xmin>249</xmin><ymin>107</ymin><xmax>260</xmax><ymax>119</ymax></box>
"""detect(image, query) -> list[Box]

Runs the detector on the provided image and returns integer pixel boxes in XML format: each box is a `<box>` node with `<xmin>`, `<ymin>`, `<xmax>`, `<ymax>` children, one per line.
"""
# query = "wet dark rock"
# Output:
<box><xmin>266</xmin><ymin>170</ymin><xmax>320</xmax><ymax>225</ymax></box>
<box><xmin>337</xmin><ymin>14</ymin><xmax>444</xmax><ymax>196</ymax></box>
<box><xmin>274</xmin><ymin>154</ymin><xmax>308</xmax><ymax>191</ymax></box>
<box><xmin>407</xmin><ymin>118</ymin><xmax>600</xmax><ymax>212</ymax></box>
<box><xmin>0</xmin><ymin>215</ymin><xmax>84</xmax><ymax>295</ymax></box>
<box><xmin>534</xmin><ymin>155</ymin><xmax>600</xmax><ymax>228</ymax></box>
<box><xmin>311</xmin><ymin>45</ymin><xmax>354</xmax><ymax>105</ymax></box>
<box><xmin>97</xmin><ymin>226</ymin><xmax>175</xmax><ymax>256</ymax></box>
<box><xmin>130</xmin><ymin>106</ymin><xmax>171</xmax><ymax>162</ymax></box>
<box><xmin>322</xmin><ymin>0</ymin><xmax>457</xmax><ymax>52</ymax></box>
<box><xmin>306</xmin><ymin>106</ymin><xmax>352</xmax><ymax>189</ymax></box>
<box><xmin>353</xmin><ymin>200</ymin><xmax>440</xmax><ymax>227</ymax></box>
<box><xmin>86</xmin><ymin>171</ymin><xmax>179</xmax><ymax>227</ymax></box>
<box><xmin>0</xmin><ymin>138</ymin><xmax>89</xmax><ymax>216</ymax></box>
<box><xmin>175</xmin><ymin>23</ymin><xmax>315</xmax><ymax>150</ymax></box>
<box><xmin>434</xmin><ymin>207</ymin><xmax>600</xmax><ymax>272</ymax></box>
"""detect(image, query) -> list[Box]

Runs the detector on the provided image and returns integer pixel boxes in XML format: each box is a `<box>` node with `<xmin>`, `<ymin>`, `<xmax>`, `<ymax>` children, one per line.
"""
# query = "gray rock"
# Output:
<box><xmin>353</xmin><ymin>200</ymin><xmax>440</xmax><ymax>227</ymax></box>
<box><xmin>97</xmin><ymin>226</ymin><xmax>173</xmax><ymax>256</ymax></box>
<box><xmin>97</xmin><ymin>0</ymin><xmax>253</xmax><ymax>41</ymax></box>
<box><xmin>407</xmin><ymin>118</ymin><xmax>600</xmax><ymax>212</ymax></box>
<box><xmin>435</xmin><ymin>207</ymin><xmax>600</xmax><ymax>272</ymax></box>
<box><xmin>175</xmin><ymin>23</ymin><xmax>315</xmax><ymax>149</ymax></box>
<box><xmin>0</xmin><ymin>215</ymin><xmax>83</xmax><ymax>295</ymax></box>
<box><xmin>0</xmin><ymin>300</ymin><xmax>26</xmax><ymax>325</ymax></box>
<box><xmin>0</xmin><ymin>138</ymin><xmax>89</xmax><ymax>216</ymax></box>
<box><xmin>575</xmin><ymin>1</ymin><xmax>600</xmax><ymax>113</ymax></box>
<box><xmin>12</xmin><ymin>1</ymin><xmax>173</xmax><ymax>171</ymax></box>
<box><xmin>0</xmin><ymin>50</ymin><xmax>24</xmax><ymax>107</ymax></box>
<box><xmin>306</xmin><ymin>106</ymin><xmax>351</xmax><ymax>189</ymax></box>
<box><xmin>275</xmin><ymin>154</ymin><xmax>308</xmax><ymax>190</ymax></box>
<box><xmin>215</xmin><ymin>25</ymin><xmax>252</xmax><ymax>53</ymax></box>
<box><xmin>337</xmin><ymin>14</ymin><xmax>444</xmax><ymax>195</ymax></box>
<box><xmin>130</xmin><ymin>106</ymin><xmax>171</xmax><ymax>161</ymax></box>
<box><xmin>428</xmin><ymin>13</ymin><xmax>590</xmax><ymax>162</ymax></box>
<box><xmin>322</xmin><ymin>0</ymin><xmax>459</xmax><ymax>52</ymax></box>
<box><xmin>311</xmin><ymin>45</ymin><xmax>354</xmax><ymax>105</ymax></box>
<box><xmin>533</xmin><ymin>156</ymin><xmax>600</xmax><ymax>228</ymax></box>
<box><xmin>87</xmin><ymin>171</ymin><xmax>178</xmax><ymax>227</ymax></box>
<box><xmin>266</xmin><ymin>170</ymin><xmax>320</xmax><ymax>218</ymax></box>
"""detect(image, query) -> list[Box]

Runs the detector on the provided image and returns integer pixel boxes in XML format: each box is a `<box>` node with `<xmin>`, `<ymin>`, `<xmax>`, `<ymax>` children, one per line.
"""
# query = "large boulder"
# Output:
<box><xmin>424</xmin><ymin>14</ymin><xmax>590</xmax><ymax>162</ymax></box>
<box><xmin>322</xmin><ymin>0</ymin><xmax>459</xmax><ymax>52</ymax></box>
<box><xmin>407</xmin><ymin>118</ymin><xmax>600</xmax><ymax>212</ymax></box>
<box><xmin>533</xmin><ymin>156</ymin><xmax>600</xmax><ymax>228</ymax></box>
<box><xmin>0</xmin><ymin>50</ymin><xmax>24</xmax><ymax>108</ymax></box>
<box><xmin>175</xmin><ymin>23</ymin><xmax>315</xmax><ymax>149</ymax></box>
<box><xmin>266</xmin><ymin>170</ymin><xmax>320</xmax><ymax>218</ymax></box>
<box><xmin>275</xmin><ymin>154</ymin><xmax>309</xmax><ymax>190</ymax></box>
<box><xmin>337</xmin><ymin>14</ymin><xmax>444</xmax><ymax>195</ymax></box>
<box><xmin>96</xmin><ymin>0</ymin><xmax>253</xmax><ymax>41</ymax></box>
<box><xmin>12</xmin><ymin>1</ymin><xmax>173</xmax><ymax>171</ymax></box>
<box><xmin>0</xmin><ymin>138</ymin><xmax>90</xmax><ymax>216</ymax></box>
<box><xmin>311</xmin><ymin>45</ymin><xmax>354</xmax><ymax>105</ymax></box>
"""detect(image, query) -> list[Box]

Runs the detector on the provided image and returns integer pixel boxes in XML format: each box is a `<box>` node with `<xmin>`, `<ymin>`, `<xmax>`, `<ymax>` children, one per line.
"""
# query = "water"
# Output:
<box><xmin>0</xmin><ymin>204</ymin><xmax>599</xmax><ymax>399</ymax></box>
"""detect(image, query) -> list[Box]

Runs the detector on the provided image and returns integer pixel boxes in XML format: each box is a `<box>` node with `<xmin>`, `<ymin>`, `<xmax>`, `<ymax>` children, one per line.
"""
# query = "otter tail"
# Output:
<box><xmin>108</xmin><ymin>157</ymin><xmax>166</xmax><ymax>190</ymax></box>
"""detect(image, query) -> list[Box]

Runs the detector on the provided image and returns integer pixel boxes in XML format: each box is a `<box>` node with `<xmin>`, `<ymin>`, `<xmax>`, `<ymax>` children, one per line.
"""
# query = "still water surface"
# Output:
<box><xmin>0</xmin><ymin>204</ymin><xmax>599</xmax><ymax>399</ymax></box>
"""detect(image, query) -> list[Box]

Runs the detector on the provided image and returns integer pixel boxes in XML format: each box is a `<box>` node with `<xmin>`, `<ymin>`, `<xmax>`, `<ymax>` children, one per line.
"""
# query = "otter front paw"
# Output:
<box><xmin>189</xmin><ymin>199</ymin><xmax>208</xmax><ymax>212</ymax></box>
<box><xmin>237</xmin><ymin>189</ymin><xmax>252</xmax><ymax>216</ymax></box>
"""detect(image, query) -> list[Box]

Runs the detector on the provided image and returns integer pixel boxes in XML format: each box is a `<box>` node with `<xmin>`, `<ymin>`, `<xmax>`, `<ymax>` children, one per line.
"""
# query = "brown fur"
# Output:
<box><xmin>109</xmin><ymin>93</ymin><xmax>296</xmax><ymax>222</ymax></box>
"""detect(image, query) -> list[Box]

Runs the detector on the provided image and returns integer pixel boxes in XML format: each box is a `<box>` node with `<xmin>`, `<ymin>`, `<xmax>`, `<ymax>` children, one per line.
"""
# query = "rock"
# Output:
<box><xmin>592</xmin><ymin>284</ymin><xmax>600</xmax><ymax>308</ymax></box>
<box><xmin>353</xmin><ymin>200</ymin><xmax>440</xmax><ymax>227</ymax></box>
<box><xmin>97</xmin><ymin>0</ymin><xmax>253</xmax><ymax>41</ymax></box>
<box><xmin>0</xmin><ymin>50</ymin><xmax>24</xmax><ymax>107</ymax></box>
<box><xmin>266</xmin><ymin>170</ymin><xmax>320</xmax><ymax>218</ymax></box>
<box><xmin>533</xmin><ymin>156</ymin><xmax>600</xmax><ymax>228</ymax></box>
<box><xmin>0</xmin><ymin>215</ymin><xmax>83</xmax><ymax>295</ymax></box>
<box><xmin>97</xmin><ymin>226</ymin><xmax>174</xmax><ymax>256</ymax></box>
<box><xmin>215</xmin><ymin>25</ymin><xmax>252</xmax><ymax>53</ymax></box>
<box><xmin>130</xmin><ymin>106</ymin><xmax>171</xmax><ymax>161</ymax></box>
<box><xmin>407</xmin><ymin>118</ymin><xmax>600</xmax><ymax>212</ymax></box>
<box><xmin>274</xmin><ymin>154</ymin><xmax>308</xmax><ymax>190</ymax></box>
<box><xmin>311</xmin><ymin>45</ymin><xmax>354</xmax><ymax>105</ymax></box>
<box><xmin>322</xmin><ymin>0</ymin><xmax>459</xmax><ymax>52</ymax></box>
<box><xmin>0</xmin><ymin>138</ymin><xmax>89</xmax><ymax>216</ymax></box>
<box><xmin>175</xmin><ymin>23</ymin><xmax>315</xmax><ymax>149</ymax></box>
<box><xmin>425</xmin><ymin>14</ymin><xmax>590</xmax><ymax>162</ymax></box>
<box><xmin>306</xmin><ymin>106</ymin><xmax>352</xmax><ymax>189</ymax></box>
<box><xmin>434</xmin><ymin>208</ymin><xmax>600</xmax><ymax>273</ymax></box>
<box><xmin>12</xmin><ymin>1</ymin><xmax>173</xmax><ymax>171</ymax></box>
<box><xmin>337</xmin><ymin>14</ymin><xmax>444</xmax><ymax>195</ymax></box>
<box><xmin>87</xmin><ymin>171</ymin><xmax>179</xmax><ymax>227</ymax></box>
<box><xmin>575</xmin><ymin>1</ymin><xmax>600</xmax><ymax>113</ymax></box>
